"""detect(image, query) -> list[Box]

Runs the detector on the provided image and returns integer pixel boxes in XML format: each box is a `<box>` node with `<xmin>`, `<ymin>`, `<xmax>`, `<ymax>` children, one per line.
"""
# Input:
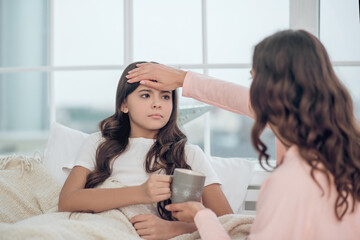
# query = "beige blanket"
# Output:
<box><xmin>0</xmin><ymin>155</ymin><xmax>253</xmax><ymax>240</ymax></box>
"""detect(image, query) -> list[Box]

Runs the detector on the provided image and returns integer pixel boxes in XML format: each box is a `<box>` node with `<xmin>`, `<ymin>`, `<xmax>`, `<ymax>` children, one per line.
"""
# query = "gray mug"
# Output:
<box><xmin>171</xmin><ymin>168</ymin><xmax>206</xmax><ymax>203</ymax></box>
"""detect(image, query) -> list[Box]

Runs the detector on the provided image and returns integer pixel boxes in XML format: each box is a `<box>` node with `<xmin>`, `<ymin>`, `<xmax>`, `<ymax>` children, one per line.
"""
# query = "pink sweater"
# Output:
<box><xmin>183</xmin><ymin>71</ymin><xmax>360</xmax><ymax>240</ymax></box>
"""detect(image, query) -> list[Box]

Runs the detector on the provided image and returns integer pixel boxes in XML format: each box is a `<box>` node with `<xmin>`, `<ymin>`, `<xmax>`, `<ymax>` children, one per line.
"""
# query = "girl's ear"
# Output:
<box><xmin>121</xmin><ymin>102</ymin><xmax>129</xmax><ymax>114</ymax></box>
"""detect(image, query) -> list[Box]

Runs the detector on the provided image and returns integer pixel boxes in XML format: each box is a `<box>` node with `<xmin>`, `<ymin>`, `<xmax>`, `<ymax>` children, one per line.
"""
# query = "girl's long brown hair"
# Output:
<box><xmin>250</xmin><ymin>30</ymin><xmax>360</xmax><ymax>220</ymax></box>
<box><xmin>85</xmin><ymin>61</ymin><xmax>191</xmax><ymax>220</ymax></box>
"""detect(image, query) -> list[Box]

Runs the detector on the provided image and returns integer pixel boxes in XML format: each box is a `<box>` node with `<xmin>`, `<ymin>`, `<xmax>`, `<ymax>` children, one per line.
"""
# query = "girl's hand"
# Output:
<box><xmin>126</xmin><ymin>63</ymin><xmax>186</xmax><ymax>91</ymax></box>
<box><xmin>140</xmin><ymin>174</ymin><xmax>171</xmax><ymax>204</ymax></box>
<box><xmin>165</xmin><ymin>201</ymin><xmax>205</xmax><ymax>223</ymax></box>
<box><xmin>130</xmin><ymin>214</ymin><xmax>179</xmax><ymax>240</ymax></box>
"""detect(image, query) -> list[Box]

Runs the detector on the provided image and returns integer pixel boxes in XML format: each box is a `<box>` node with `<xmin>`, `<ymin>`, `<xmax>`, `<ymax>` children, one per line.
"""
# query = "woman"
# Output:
<box><xmin>127</xmin><ymin>30</ymin><xmax>360</xmax><ymax>239</ymax></box>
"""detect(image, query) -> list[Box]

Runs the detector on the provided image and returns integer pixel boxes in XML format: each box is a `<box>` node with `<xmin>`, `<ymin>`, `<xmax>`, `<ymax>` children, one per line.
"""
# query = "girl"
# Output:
<box><xmin>58</xmin><ymin>61</ymin><xmax>233</xmax><ymax>240</ymax></box>
<box><xmin>127</xmin><ymin>30</ymin><xmax>360</xmax><ymax>239</ymax></box>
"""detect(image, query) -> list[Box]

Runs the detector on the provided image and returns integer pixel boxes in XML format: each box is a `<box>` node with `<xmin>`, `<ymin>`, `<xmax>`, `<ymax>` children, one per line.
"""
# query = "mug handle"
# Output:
<box><xmin>169</xmin><ymin>175</ymin><xmax>173</xmax><ymax>192</ymax></box>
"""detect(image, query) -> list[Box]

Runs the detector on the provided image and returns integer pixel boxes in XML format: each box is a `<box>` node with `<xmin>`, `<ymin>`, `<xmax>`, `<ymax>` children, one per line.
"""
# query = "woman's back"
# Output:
<box><xmin>249</xmin><ymin>146</ymin><xmax>360</xmax><ymax>240</ymax></box>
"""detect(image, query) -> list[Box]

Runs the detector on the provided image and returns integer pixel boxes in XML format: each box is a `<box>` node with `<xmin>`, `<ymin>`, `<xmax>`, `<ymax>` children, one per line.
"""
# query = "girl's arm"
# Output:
<box><xmin>130</xmin><ymin>214</ymin><xmax>198</xmax><ymax>239</ymax></box>
<box><xmin>202</xmin><ymin>183</ymin><xmax>233</xmax><ymax>216</ymax></box>
<box><xmin>58</xmin><ymin>166</ymin><xmax>171</xmax><ymax>213</ymax></box>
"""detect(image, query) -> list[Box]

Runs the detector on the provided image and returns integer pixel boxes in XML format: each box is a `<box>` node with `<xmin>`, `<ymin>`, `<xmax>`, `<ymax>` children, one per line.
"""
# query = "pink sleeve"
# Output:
<box><xmin>183</xmin><ymin>71</ymin><xmax>253</xmax><ymax>117</ymax></box>
<box><xmin>182</xmin><ymin>71</ymin><xmax>286</xmax><ymax>165</ymax></box>
<box><xmin>194</xmin><ymin>209</ymin><xmax>230</xmax><ymax>240</ymax></box>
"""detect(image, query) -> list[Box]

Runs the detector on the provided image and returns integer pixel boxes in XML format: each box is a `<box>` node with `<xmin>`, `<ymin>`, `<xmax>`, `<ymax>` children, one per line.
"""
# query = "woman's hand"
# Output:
<box><xmin>126</xmin><ymin>63</ymin><xmax>186</xmax><ymax>91</ymax></box>
<box><xmin>165</xmin><ymin>201</ymin><xmax>206</xmax><ymax>223</ymax></box>
<box><xmin>139</xmin><ymin>174</ymin><xmax>171</xmax><ymax>204</ymax></box>
<box><xmin>130</xmin><ymin>214</ymin><xmax>191</xmax><ymax>240</ymax></box>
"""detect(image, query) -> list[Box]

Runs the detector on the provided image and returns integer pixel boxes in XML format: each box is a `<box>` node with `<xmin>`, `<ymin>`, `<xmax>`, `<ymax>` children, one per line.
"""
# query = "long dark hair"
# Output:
<box><xmin>85</xmin><ymin>61</ymin><xmax>191</xmax><ymax>220</ymax></box>
<box><xmin>250</xmin><ymin>30</ymin><xmax>360</xmax><ymax>220</ymax></box>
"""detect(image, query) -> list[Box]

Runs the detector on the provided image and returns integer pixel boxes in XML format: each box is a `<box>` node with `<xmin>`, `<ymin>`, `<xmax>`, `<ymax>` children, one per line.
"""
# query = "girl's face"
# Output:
<box><xmin>121</xmin><ymin>85</ymin><xmax>173</xmax><ymax>138</ymax></box>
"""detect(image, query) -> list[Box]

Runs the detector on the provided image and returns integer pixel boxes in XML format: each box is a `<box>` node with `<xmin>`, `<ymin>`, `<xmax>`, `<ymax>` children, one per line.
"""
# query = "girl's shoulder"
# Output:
<box><xmin>184</xmin><ymin>143</ymin><xmax>209</xmax><ymax>162</ymax></box>
<box><xmin>184</xmin><ymin>143</ymin><xmax>204</xmax><ymax>154</ymax></box>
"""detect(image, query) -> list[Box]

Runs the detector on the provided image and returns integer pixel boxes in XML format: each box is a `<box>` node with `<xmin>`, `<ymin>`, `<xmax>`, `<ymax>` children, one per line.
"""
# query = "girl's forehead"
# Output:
<box><xmin>136</xmin><ymin>85</ymin><xmax>153</xmax><ymax>91</ymax></box>
<box><xmin>135</xmin><ymin>85</ymin><xmax>172</xmax><ymax>94</ymax></box>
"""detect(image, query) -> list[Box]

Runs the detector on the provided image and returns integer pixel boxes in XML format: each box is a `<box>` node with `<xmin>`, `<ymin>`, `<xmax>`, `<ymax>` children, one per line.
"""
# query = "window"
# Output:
<box><xmin>133</xmin><ymin>0</ymin><xmax>203</xmax><ymax>64</ymax></box>
<box><xmin>0</xmin><ymin>0</ymin><xmax>49</xmax><ymax>154</ymax></box>
<box><xmin>2</xmin><ymin>0</ymin><xmax>358</xmax><ymax>160</ymax></box>
<box><xmin>54</xmin><ymin>0</ymin><xmax>124</xmax><ymax>66</ymax></box>
<box><xmin>320</xmin><ymin>0</ymin><xmax>360</xmax><ymax>121</ymax></box>
<box><xmin>54</xmin><ymin>70</ymin><xmax>121</xmax><ymax>133</ymax></box>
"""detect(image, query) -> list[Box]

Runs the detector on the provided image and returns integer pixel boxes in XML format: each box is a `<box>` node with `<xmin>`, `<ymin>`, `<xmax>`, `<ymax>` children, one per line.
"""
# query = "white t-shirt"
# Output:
<box><xmin>74</xmin><ymin>132</ymin><xmax>221</xmax><ymax>187</ymax></box>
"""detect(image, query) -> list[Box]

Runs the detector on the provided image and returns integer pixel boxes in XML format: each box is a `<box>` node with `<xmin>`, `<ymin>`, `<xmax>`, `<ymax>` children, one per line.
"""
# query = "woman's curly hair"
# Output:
<box><xmin>250</xmin><ymin>30</ymin><xmax>360</xmax><ymax>220</ymax></box>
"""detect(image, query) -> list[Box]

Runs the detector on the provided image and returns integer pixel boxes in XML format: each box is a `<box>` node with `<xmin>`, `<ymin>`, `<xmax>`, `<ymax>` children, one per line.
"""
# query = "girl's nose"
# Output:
<box><xmin>152</xmin><ymin>101</ymin><xmax>161</xmax><ymax>109</ymax></box>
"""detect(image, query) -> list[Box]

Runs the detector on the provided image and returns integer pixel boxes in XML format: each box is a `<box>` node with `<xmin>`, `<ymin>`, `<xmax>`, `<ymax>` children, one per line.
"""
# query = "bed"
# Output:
<box><xmin>0</xmin><ymin>122</ymin><xmax>268</xmax><ymax>239</ymax></box>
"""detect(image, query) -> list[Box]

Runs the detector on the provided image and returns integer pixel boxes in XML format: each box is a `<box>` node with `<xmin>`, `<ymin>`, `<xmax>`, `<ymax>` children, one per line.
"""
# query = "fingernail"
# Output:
<box><xmin>125</xmin><ymin>75</ymin><xmax>130</xmax><ymax>78</ymax></box>
<box><xmin>165</xmin><ymin>205</ymin><xmax>170</xmax><ymax>210</ymax></box>
<box><xmin>140</xmin><ymin>80</ymin><xmax>145</xmax><ymax>85</ymax></box>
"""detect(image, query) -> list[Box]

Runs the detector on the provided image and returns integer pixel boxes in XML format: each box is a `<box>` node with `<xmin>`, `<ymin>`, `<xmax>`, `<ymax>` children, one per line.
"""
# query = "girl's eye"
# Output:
<box><xmin>141</xmin><ymin>94</ymin><xmax>150</xmax><ymax>98</ymax></box>
<box><xmin>162</xmin><ymin>95</ymin><xmax>171</xmax><ymax>100</ymax></box>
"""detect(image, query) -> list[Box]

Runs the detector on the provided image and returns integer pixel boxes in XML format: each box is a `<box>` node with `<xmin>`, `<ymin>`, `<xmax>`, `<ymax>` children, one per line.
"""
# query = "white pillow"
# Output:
<box><xmin>43</xmin><ymin>122</ymin><xmax>89</xmax><ymax>185</ymax></box>
<box><xmin>209</xmin><ymin>156</ymin><xmax>256</xmax><ymax>214</ymax></box>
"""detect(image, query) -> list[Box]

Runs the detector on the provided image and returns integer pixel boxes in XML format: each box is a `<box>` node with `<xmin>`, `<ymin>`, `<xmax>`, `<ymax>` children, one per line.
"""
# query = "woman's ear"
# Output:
<box><xmin>121</xmin><ymin>102</ymin><xmax>129</xmax><ymax>113</ymax></box>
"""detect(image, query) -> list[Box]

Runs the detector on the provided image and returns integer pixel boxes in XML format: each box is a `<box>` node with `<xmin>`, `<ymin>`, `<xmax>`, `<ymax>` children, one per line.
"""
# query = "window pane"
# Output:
<box><xmin>334</xmin><ymin>67</ymin><xmax>360</xmax><ymax>120</ymax></box>
<box><xmin>0</xmin><ymin>131</ymin><xmax>48</xmax><ymax>156</ymax></box>
<box><xmin>0</xmin><ymin>72</ymin><xmax>49</xmax><ymax>155</ymax></box>
<box><xmin>208</xmin><ymin>68</ymin><xmax>253</xmax><ymax>86</ymax></box>
<box><xmin>208</xmin><ymin>69</ymin><xmax>276</xmax><ymax>159</ymax></box>
<box><xmin>55</xmin><ymin>70</ymin><xmax>122</xmax><ymax>133</ymax></box>
<box><xmin>209</xmin><ymin>108</ymin><xmax>277</xmax><ymax>159</ymax></box>
<box><xmin>207</xmin><ymin>0</ymin><xmax>289</xmax><ymax>64</ymax></box>
<box><xmin>0</xmin><ymin>0</ymin><xmax>48</xmax><ymax>67</ymax></box>
<box><xmin>0</xmin><ymin>73</ymin><xmax>49</xmax><ymax>131</ymax></box>
<box><xmin>54</xmin><ymin>0</ymin><xmax>124</xmax><ymax>66</ymax></box>
<box><xmin>320</xmin><ymin>1</ymin><xmax>360</xmax><ymax>61</ymax></box>
<box><xmin>133</xmin><ymin>0</ymin><xmax>202</xmax><ymax>64</ymax></box>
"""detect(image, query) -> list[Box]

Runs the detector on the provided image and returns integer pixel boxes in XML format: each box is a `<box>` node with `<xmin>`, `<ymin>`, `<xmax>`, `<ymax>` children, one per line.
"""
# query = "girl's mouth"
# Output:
<box><xmin>148</xmin><ymin>114</ymin><xmax>163</xmax><ymax>119</ymax></box>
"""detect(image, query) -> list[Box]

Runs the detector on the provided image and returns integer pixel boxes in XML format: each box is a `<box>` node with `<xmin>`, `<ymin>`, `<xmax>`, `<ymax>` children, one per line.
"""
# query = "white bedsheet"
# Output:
<box><xmin>0</xmin><ymin>154</ymin><xmax>253</xmax><ymax>240</ymax></box>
